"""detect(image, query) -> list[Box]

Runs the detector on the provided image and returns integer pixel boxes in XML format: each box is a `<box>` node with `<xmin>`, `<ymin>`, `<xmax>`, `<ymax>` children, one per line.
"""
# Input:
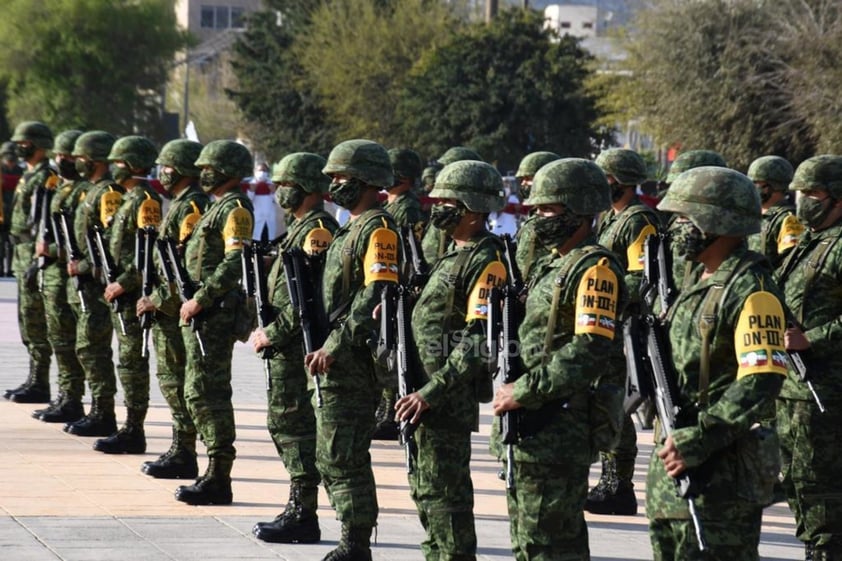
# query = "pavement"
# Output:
<box><xmin>0</xmin><ymin>276</ymin><xmax>803</xmax><ymax>560</ymax></box>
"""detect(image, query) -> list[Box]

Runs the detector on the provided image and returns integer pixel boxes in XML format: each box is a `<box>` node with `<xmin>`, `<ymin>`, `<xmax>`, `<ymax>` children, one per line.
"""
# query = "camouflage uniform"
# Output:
<box><xmin>513</xmin><ymin>152</ymin><xmax>561</xmax><ymax>279</ymax></box>
<box><xmin>746</xmin><ymin>156</ymin><xmax>803</xmax><ymax>268</ymax></box>
<box><xmin>384</xmin><ymin>190</ymin><xmax>424</xmax><ymax>229</ymax></box>
<box><xmin>776</xmin><ymin>156</ymin><xmax>842</xmax><ymax>558</ymax></box>
<box><xmin>648</xmin><ymin>167</ymin><xmax>786</xmax><ymax>560</ymax></box>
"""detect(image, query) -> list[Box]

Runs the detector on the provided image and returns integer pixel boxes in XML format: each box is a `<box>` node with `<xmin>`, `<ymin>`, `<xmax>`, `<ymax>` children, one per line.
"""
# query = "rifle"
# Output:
<box><xmin>282</xmin><ymin>247</ymin><xmax>328</xmax><ymax>408</ymax></box>
<box><xmin>488</xmin><ymin>233</ymin><xmax>525</xmax><ymax>490</ymax></box>
<box><xmin>156</xmin><ymin>236</ymin><xmax>207</xmax><ymax>358</ymax></box>
<box><xmin>786</xmin><ymin>322</ymin><xmax>825</xmax><ymax>413</ymax></box>
<box><xmin>242</xmin><ymin>239</ymin><xmax>276</xmax><ymax>390</ymax></box>
<box><xmin>56</xmin><ymin>209</ymin><xmax>88</xmax><ymax>312</ymax></box>
<box><xmin>91</xmin><ymin>224</ymin><xmax>126</xmax><ymax>335</ymax></box>
<box><xmin>36</xmin><ymin>186</ymin><xmax>55</xmax><ymax>291</ymax></box>
<box><xmin>136</xmin><ymin>226</ymin><xmax>157</xmax><ymax>358</ymax></box>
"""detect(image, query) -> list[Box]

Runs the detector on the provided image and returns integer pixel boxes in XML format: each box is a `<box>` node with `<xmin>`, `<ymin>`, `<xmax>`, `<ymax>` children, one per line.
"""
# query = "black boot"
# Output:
<box><xmin>64</xmin><ymin>398</ymin><xmax>118</xmax><ymax>437</ymax></box>
<box><xmin>175</xmin><ymin>456</ymin><xmax>233</xmax><ymax>505</ymax></box>
<box><xmin>33</xmin><ymin>392</ymin><xmax>66</xmax><ymax>419</ymax></box>
<box><xmin>93</xmin><ymin>407</ymin><xmax>146</xmax><ymax>454</ymax></box>
<box><xmin>321</xmin><ymin>525</ymin><xmax>372</xmax><ymax>561</ymax></box>
<box><xmin>584</xmin><ymin>454</ymin><xmax>638</xmax><ymax>516</ymax></box>
<box><xmin>253</xmin><ymin>484</ymin><xmax>320</xmax><ymax>543</ymax></box>
<box><xmin>38</xmin><ymin>395</ymin><xmax>85</xmax><ymax>423</ymax></box>
<box><xmin>142</xmin><ymin>428</ymin><xmax>198</xmax><ymax>479</ymax></box>
<box><xmin>6</xmin><ymin>365</ymin><xmax>50</xmax><ymax>403</ymax></box>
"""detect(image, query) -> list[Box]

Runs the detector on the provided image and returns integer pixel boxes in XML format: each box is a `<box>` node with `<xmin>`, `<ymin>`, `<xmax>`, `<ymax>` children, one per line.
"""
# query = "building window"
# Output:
<box><xmin>231</xmin><ymin>7</ymin><xmax>245</xmax><ymax>29</ymax></box>
<box><xmin>201</xmin><ymin>5</ymin><xmax>247</xmax><ymax>30</ymax></box>
<box><xmin>215</xmin><ymin>6</ymin><xmax>229</xmax><ymax>29</ymax></box>
<box><xmin>560</xmin><ymin>21</ymin><xmax>571</xmax><ymax>29</ymax></box>
<box><xmin>200</xmin><ymin>6</ymin><xmax>215</xmax><ymax>28</ymax></box>
<box><xmin>582</xmin><ymin>21</ymin><xmax>593</xmax><ymax>29</ymax></box>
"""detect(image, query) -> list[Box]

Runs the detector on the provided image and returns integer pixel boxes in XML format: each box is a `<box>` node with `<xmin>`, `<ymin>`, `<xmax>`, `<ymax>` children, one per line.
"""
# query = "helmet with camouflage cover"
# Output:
<box><xmin>789</xmin><ymin>155</ymin><xmax>842</xmax><ymax>198</ymax></box>
<box><xmin>272</xmin><ymin>152</ymin><xmax>330</xmax><ymax>194</ymax></box>
<box><xmin>747</xmin><ymin>156</ymin><xmax>794</xmax><ymax>192</ymax></box>
<box><xmin>666</xmin><ymin>150</ymin><xmax>727</xmax><ymax>183</ymax></box>
<box><xmin>54</xmin><ymin>130</ymin><xmax>84</xmax><ymax>155</ymax></box>
<box><xmin>195</xmin><ymin>140</ymin><xmax>253</xmax><ymax>179</ymax></box>
<box><xmin>156</xmin><ymin>139</ymin><xmax>203</xmax><ymax>177</ymax></box>
<box><xmin>11</xmin><ymin>121</ymin><xmax>54</xmax><ymax>150</ymax></box>
<box><xmin>515</xmin><ymin>151</ymin><xmax>562</xmax><ymax>179</ymax></box>
<box><xmin>323</xmin><ymin>139</ymin><xmax>393</xmax><ymax>188</ymax></box>
<box><xmin>72</xmin><ymin>131</ymin><xmax>116</xmax><ymax>161</ymax></box>
<box><xmin>430</xmin><ymin>160</ymin><xmax>505</xmax><ymax>213</ymax></box>
<box><xmin>525</xmin><ymin>158</ymin><xmax>610</xmax><ymax>215</ymax></box>
<box><xmin>388</xmin><ymin>148</ymin><xmax>423</xmax><ymax>182</ymax></box>
<box><xmin>595</xmin><ymin>148</ymin><xmax>647</xmax><ymax>186</ymax></box>
<box><xmin>438</xmin><ymin>146</ymin><xmax>482</xmax><ymax>166</ymax></box>
<box><xmin>1</xmin><ymin>141</ymin><xmax>16</xmax><ymax>159</ymax></box>
<box><xmin>108</xmin><ymin>135</ymin><xmax>158</xmax><ymax>171</ymax></box>
<box><xmin>658</xmin><ymin>166</ymin><xmax>760</xmax><ymax>236</ymax></box>
<box><xmin>422</xmin><ymin>164</ymin><xmax>441</xmax><ymax>188</ymax></box>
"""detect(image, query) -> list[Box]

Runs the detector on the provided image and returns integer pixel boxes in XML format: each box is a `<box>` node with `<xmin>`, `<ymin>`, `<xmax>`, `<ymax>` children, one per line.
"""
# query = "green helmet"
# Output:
<box><xmin>11</xmin><ymin>121</ymin><xmax>54</xmax><ymax>150</ymax></box>
<box><xmin>195</xmin><ymin>140</ymin><xmax>253</xmax><ymax>179</ymax></box>
<box><xmin>272</xmin><ymin>152</ymin><xmax>330</xmax><ymax>194</ymax></box>
<box><xmin>595</xmin><ymin>148</ymin><xmax>647</xmax><ymax>186</ymax></box>
<box><xmin>666</xmin><ymin>150</ymin><xmax>727</xmax><ymax>183</ymax></box>
<box><xmin>388</xmin><ymin>148</ymin><xmax>423</xmax><ymax>181</ymax></box>
<box><xmin>525</xmin><ymin>158</ymin><xmax>610</xmax><ymax>215</ymax></box>
<box><xmin>72</xmin><ymin>131</ymin><xmax>116</xmax><ymax>161</ymax></box>
<box><xmin>789</xmin><ymin>155</ymin><xmax>842</xmax><ymax>198</ymax></box>
<box><xmin>54</xmin><ymin>130</ymin><xmax>84</xmax><ymax>155</ymax></box>
<box><xmin>658</xmin><ymin>166</ymin><xmax>760</xmax><ymax>236</ymax></box>
<box><xmin>515</xmin><ymin>151</ymin><xmax>562</xmax><ymax>179</ymax></box>
<box><xmin>156</xmin><ymin>139</ymin><xmax>203</xmax><ymax>177</ymax></box>
<box><xmin>422</xmin><ymin>164</ymin><xmax>441</xmax><ymax>187</ymax></box>
<box><xmin>747</xmin><ymin>155</ymin><xmax>794</xmax><ymax>192</ymax></box>
<box><xmin>430</xmin><ymin>161</ymin><xmax>505</xmax><ymax>213</ymax></box>
<box><xmin>323</xmin><ymin>139</ymin><xmax>393</xmax><ymax>188</ymax></box>
<box><xmin>438</xmin><ymin>146</ymin><xmax>482</xmax><ymax>166</ymax></box>
<box><xmin>108</xmin><ymin>135</ymin><xmax>158</xmax><ymax>171</ymax></box>
<box><xmin>1</xmin><ymin>141</ymin><xmax>17</xmax><ymax>159</ymax></box>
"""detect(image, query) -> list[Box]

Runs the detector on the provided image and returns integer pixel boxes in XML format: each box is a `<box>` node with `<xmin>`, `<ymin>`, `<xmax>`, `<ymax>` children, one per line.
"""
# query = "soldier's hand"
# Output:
<box><xmin>492</xmin><ymin>382</ymin><xmax>521</xmax><ymax>415</ymax></box>
<box><xmin>657</xmin><ymin>435</ymin><xmax>687</xmax><ymax>478</ymax></box>
<box><xmin>371</xmin><ymin>303</ymin><xmax>382</xmax><ymax>320</ymax></box>
<box><xmin>67</xmin><ymin>259</ymin><xmax>79</xmax><ymax>276</ymax></box>
<box><xmin>35</xmin><ymin>240</ymin><xmax>49</xmax><ymax>256</ymax></box>
<box><xmin>104</xmin><ymin>282</ymin><xmax>125</xmax><ymax>302</ymax></box>
<box><xmin>252</xmin><ymin>328</ymin><xmax>271</xmax><ymax>352</ymax></box>
<box><xmin>305</xmin><ymin>348</ymin><xmax>334</xmax><ymax>375</ymax></box>
<box><xmin>180</xmin><ymin>299</ymin><xmax>203</xmax><ymax>323</ymax></box>
<box><xmin>395</xmin><ymin>392</ymin><xmax>429</xmax><ymax>424</ymax></box>
<box><xmin>136</xmin><ymin>296</ymin><xmax>156</xmax><ymax>316</ymax></box>
<box><xmin>785</xmin><ymin>325</ymin><xmax>810</xmax><ymax>351</ymax></box>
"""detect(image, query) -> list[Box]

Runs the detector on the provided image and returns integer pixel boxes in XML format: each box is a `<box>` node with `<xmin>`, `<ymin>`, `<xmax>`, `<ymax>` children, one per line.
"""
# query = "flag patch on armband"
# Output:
<box><xmin>772</xmin><ymin>350</ymin><xmax>789</xmax><ymax>369</ymax></box>
<box><xmin>739</xmin><ymin>350</ymin><xmax>768</xmax><ymax>368</ymax></box>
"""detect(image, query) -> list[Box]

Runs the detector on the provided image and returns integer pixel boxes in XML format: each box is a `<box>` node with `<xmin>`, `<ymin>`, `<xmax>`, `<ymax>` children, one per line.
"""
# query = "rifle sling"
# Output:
<box><xmin>441</xmin><ymin>234</ymin><xmax>503</xmax><ymax>334</ymax></box>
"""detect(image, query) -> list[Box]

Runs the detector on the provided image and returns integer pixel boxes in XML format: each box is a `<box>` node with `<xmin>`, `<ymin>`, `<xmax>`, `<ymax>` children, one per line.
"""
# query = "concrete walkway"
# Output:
<box><xmin>0</xmin><ymin>277</ymin><xmax>802</xmax><ymax>560</ymax></box>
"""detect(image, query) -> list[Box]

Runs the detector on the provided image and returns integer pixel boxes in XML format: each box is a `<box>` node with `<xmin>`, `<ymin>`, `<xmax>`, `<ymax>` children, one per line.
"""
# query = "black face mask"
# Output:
<box><xmin>519</xmin><ymin>182</ymin><xmax>532</xmax><ymax>201</ymax></box>
<box><xmin>58</xmin><ymin>158</ymin><xmax>79</xmax><ymax>180</ymax></box>
<box><xmin>329</xmin><ymin>177</ymin><xmax>365</xmax><ymax>209</ymax></box>
<box><xmin>533</xmin><ymin>208</ymin><xmax>583</xmax><ymax>249</ymax></box>
<box><xmin>429</xmin><ymin>203</ymin><xmax>466</xmax><ymax>233</ymax></box>
<box><xmin>611</xmin><ymin>184</ymin><xmax>629</xmax><ymax>203</ymax></box>
<box><xmin>200</xmin><ymin>168</ymin><xmax>230</xmax><ymax>193</ymax></box>
<box><xmin>158</xmin><ymin>168</ymin><xmax>182</xmax><ymax>193</ymax></box>
<box><xmin>111</xmin><ymin>164</ymin><xmax>133</xmax><ymax>184</ymax></box>
<box><xmin>75</xmin><ymin>159</ymin><xmax>97</xmax><ymax>179</ymax></box>
<box><xmin>797</xmin><ymin>195</ymin><xmax>833</xmax><ymax>229</ymax></box>
<box><xmin>276</xmin><ymin>185</ymin><xmax>307</xmax><ymax>211</ymax></box>
<box><xmin>17</xmin><ymin>144</ymin><xmax>36</xmax><ymax>161</ymax></box>
<box><xmin>672</xmin><ymin>220</ymin><xmax>717</xmax><ymax>261</ymax></box>
<box><xmin>756</xmin><ymin>184</ymin><xmax>772</xmax><ymax>204</ymax></box>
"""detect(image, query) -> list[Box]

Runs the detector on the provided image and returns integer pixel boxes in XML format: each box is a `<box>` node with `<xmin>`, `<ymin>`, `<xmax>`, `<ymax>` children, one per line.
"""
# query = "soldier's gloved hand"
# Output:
<box><xmin>23</xmin><ymin>262</ymin><xmax>39</xmax><ymax>290</ymax></box>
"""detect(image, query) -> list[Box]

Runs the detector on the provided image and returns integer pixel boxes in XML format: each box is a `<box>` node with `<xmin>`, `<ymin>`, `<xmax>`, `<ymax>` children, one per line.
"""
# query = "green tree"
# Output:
<box><xmin>0</xmin><ymin>0</ymin><xmax>189</xmax><ymax>141</ymax></box>
<box><xmin>397</xmin><ymin>8</ymin><xmax>606</xmax><ymax>170</ymax></box>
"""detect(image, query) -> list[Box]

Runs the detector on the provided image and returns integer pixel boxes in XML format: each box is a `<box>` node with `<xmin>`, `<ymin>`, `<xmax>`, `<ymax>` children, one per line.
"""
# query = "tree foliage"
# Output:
<box><xmin>397</xmin><ymin>8</ymin><xmax>606</xmax><ymax>170</ymax></box>
<box><xmin>0</xmin><ymin>0</ymin><xmax>189</xmax><ymax>141</ymax></box>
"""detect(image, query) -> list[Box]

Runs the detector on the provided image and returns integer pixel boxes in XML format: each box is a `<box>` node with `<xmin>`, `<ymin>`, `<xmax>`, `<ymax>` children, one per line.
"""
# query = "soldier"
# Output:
<box><xmin>395</xmin><ymin>160</ymin><xmax>506</xmax><ymax>561</ymax></box>
<box><xmin>175</xmin><ymin>140</ymin><xmax>254</xmax><ymax>505</ymax></box>
<box><xmin>304</xmin><ymin>139</ymin><xmax>399</xmax><ymax>561</ymax></box>
<box><xmin>65</xmin><ymin>131</ymin><xmax>121</xmax><ymax>437</ymax></box>
<box><xmin>1</xmin><ymin>141</ymin><xmax>23</xmax><ymax>276</ymax></box>
<box><xmin>746</xmin><ymin>155</ymin><xmax>803</xmax><ymax>268</ymax></box>
<box><xmin>512</xmin><ymin>151</ymin><xmax>561</xmax><ymax>279</ymax></box>
<box><xmin>648</xmin><ymin>167</ymin><xmax>786</xmax><ymax>560</ymax></box>
<box><xmin>31</xmin><ymin>129</ymin><xmax>87</xmax><ymax>423</ymax></box>
<box><xmin>776</xmin><ymin>155</ymin><xmax>842</xmax><ymax>560</ymax></box>
<box><xmin>91</xmin><ymin>136</ymin><xmax>161</xmax><ymax>454</ymax></box>
<box><xmin>137</xmin><ymin>139</ymin><xmax>208</xmax><ymax>479</ymax></box>
<box><xmin>251</xmin><ymin>152</ymin><xmax>339</xmax><ymax>544</ymax></box>
<box><xmin>4</xmin><ymin>121</ymin><xmax>56</xmax><ymax>404</ymax></box>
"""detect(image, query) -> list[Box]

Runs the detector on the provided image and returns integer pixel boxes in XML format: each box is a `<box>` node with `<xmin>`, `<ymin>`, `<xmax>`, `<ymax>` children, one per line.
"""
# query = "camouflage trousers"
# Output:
<box><xmin>111</xmin><ymin>294</ymin><xmax>149</xmax><ymax>414</ymax></box>
<box><xmin>152</xmin><ymin>312</ymin><xmax>194</xmax><ymax>438</ymax></box>
<box><xmin>42</xmin><ymin>265</ymin><xmax>84</xmax><ymax>399</ymax></box>
<box><xmin>507</xmin><ymin>460</ymin><xmax>591</xmax><ymax>561</ymax></box>
<box><xmin>182</xmin><ymin>305</ymin><xmax>237</xmax><ymax>461</ymax></box>
<box><xmin>649</xmin><ymin>507</ymin><xmax>762</xmax><ymax>561</ymax></box>
<box><xmin>778</xmin><ymin>397</ymin><xmax>842</xmax><ymax>550</ymax></box>
<box><xmin>409</xmin><ymin>424</ymin><xmax>476</xmax><ymax>561</ymax></box>
<box><xmin>13</xmin><ymin>243</ymin><xmax>50</xmax><ymax>390</ymax></box>
<box><xmin>266</xmin><ymin>346</ymin><xmax>319</xmax><ymax>489</ymax></box>
<box><xmin>600</xmin><ymin>413</ymin><xmax>638</xmax><ymax>480</ymax></box>
<box><xmin>70</xmin><ymin>281</ymin><xmax>116</xmax><ymax>409</ymax></box>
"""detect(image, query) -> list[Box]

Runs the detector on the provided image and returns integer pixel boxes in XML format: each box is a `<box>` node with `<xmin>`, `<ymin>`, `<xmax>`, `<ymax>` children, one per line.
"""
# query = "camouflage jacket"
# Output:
<box><xmin>109</xmin><ymin>181</ymin><xmax>162</xmax><ymax>295</ymax></box>
<box><xmin>747</xmin><ymin>201</ymin><xmax>803</xmax><ymax>269</ymax></box>
<box><xmin>150</xmin><ymin>185</ymin><xmax>209</xmax><ymax>316</ymax></box>
<box><xmin>44</xmin><ymin>178</ymin><xmax>82</xmax><ymax>263</ymax></box>
<box><xmin>514</xmin><ymin>213</ymin><xmax>549</xmax><ymax>281</ymax></box>
<box><xmin>184</xmin><ymin>188</ymin><xmax>254</xmax><ymax>308</ymax></box>
<box><xmin>421</xmin><ymin>222</ymin><xmax>449</xmax><ymax>267</ymax></box>
<box><xmin>776</xmin><ymin>221</ymin><xmax>842</xmax><ymax>400</ymax></box>
<box><xmin>383</xmin><ymin>190</ymin><xmax>424</xmax><ymax>229</ymax></box>
<box><xmin>647</xmin><ymin>246</ymin><xmax>786</xmax><ymax>519</ymax></box>
<box><xmin>502</xmin><ymin>235</ymin><xmax>628</xmax><ymax>466</ymax></box>
<box><xmin>10</xmin><ymin>158</ymin><xmax>56</xmax><ymax>245</ymax></box>
<box><xmin>264</xmin><ymin>206</ymin><xmax>338</xmax><ymax>354</ymax></box>
<box><xmin>73</xmin><ymin>176</ymin><xmax>125</xmax><ymax>278</ymax></box>
<box><xmin>412</xmin><ymin>230</ymin><xmax>506</xmax><ymax>432</ymax></box>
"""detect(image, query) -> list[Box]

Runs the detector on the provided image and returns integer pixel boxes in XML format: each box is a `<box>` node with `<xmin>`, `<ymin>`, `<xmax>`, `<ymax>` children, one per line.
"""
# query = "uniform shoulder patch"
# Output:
<box><xmin>45</xmin><ymin>174</ymin><xmax>60</xmax><ymax>190</ymax></box>
<box><xmin>574</xmin><ymin>257</ymin><xmax>619</xmax><ymax>339</ymax></box>
<box><xmin>626</xmin><ymin>224</ymin><xmax>657</xmax><ymax>272</ymax></box>
<box><xmin>136</xmin><ymin>194</ymin><xmax>162</xmax><ymax>228</ymax></box>
<box><xmin>363</xmin><ymin>227</ymin><xmax>399</xmax><ymax>285</ymax></box>
<box><xmin>777</xmin><ymin>214</ymin><xmax>804</xmax><ymax>254</ymax></box>
<box><xmin>100</xmin><ymin>188</ymin><xmax>123</xmax><ymax>227</ymax></box>
<box><xmin>304</xmin><ymin>224</ymin><xmax>333</xmax><ymax>255</ymax></box>
<box><xmin>179</xmin><ymin>201</ymin><xmax>203</xmax><ymax>242</ymax></box>
<box><xmin>222</xmin><ymin>204</ymin><xmax>253</xmax><ymax>252</ymax></box>
<box><xmin>466</xmin><ymin>260</ymin><xmax>506</xmax><ymax>321</ymax></box>
<box><xmin>734</xmin><ymin>290</ymin><xmax>788</xmax><ymax>378</ymax></box>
